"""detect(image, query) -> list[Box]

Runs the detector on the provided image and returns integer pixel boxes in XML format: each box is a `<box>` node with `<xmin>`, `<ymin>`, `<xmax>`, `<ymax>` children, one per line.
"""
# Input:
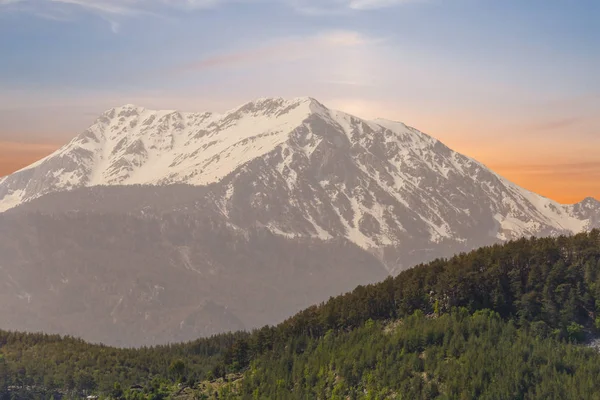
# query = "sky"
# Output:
<box><xmin>0</xmin><ymin>0</ymin><xmax>598</xmax><ymax>204</ymax></box>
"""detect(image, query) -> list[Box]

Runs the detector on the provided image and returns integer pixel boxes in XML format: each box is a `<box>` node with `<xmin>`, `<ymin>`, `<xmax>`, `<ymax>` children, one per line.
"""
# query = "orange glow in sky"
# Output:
<box><xmin>0</xmin><ymin>142</ymin><xmax>60</xmax><ymax>178</ymax></box>
<box><xmin>1</xmin><ymin>0</ymin><xmax>598</xmax><ymax>207</ymax></box>
<box><xmin>490</xmin><ymin>163</ymin><xmax>599</xmax><ymax>205</ymax></box>
<box><xmin>1</xmin><ymin>138</ymin><xmax>597</xmax><ymax>205</ymax></box>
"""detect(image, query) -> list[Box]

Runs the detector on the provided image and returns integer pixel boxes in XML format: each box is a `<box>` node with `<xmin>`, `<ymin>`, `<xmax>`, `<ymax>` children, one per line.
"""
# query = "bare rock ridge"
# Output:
<box><xmin>0</xmin><ymin>97</ymin><xmax>597</xmax><ymax>346</ymax></box>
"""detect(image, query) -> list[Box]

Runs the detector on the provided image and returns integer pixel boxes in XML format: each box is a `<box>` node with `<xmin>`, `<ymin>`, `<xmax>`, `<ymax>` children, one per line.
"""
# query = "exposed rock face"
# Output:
<box><xmin>0</xmin><ymin>97</ymin><xmax>597</xmax><ymax>346</ymax></box>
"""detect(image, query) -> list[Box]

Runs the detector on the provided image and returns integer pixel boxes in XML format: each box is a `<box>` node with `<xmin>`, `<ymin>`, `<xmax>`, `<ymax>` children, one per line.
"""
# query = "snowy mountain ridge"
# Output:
<box><xmin>11</xmin><ymin>98</ymin><xmax>319</xmax><ymax>185</ymax></box>
<box><xmin>0</xmin><ymin>97</ymin><xmax>598</xmax><ymax>273</ymax></box>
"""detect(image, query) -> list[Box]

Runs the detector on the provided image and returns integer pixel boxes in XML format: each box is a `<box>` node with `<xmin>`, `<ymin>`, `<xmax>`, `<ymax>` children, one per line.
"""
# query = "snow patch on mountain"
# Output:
<box><xmin>0</xmin><ymin>97</ymin><xmax>598</xmax><ymax>263</ymax></box>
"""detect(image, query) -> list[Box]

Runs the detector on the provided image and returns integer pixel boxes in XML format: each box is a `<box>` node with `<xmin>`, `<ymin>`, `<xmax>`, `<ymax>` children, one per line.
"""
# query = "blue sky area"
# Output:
<box><xmin>0</xmin><ymin>0</ymin><xmax>598</xmax><ymax>202</ymax></box>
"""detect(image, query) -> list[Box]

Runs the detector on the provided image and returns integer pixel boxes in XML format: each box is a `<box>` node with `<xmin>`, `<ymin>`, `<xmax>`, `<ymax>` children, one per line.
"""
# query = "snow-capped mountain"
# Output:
<box><xmin>0</xmin><ymin>98</ymin><xmax>321</xmax><ymax>208</ymax></box>
<box><xmin>1</xmin><ymin>96</ymin><xmax>598</xmax><ymax>346</ymax></box>
<box><xmin>1</xmin><ymin>97</ymin><xmax>598</xmax><ymax>272</ymax></box>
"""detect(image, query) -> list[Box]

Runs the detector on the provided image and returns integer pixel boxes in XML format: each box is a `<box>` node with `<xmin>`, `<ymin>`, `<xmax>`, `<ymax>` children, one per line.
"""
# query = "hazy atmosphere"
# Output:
<box><xmin>1</xmin><ymin>0</ymin><xmax>599</xmax><ymax>203</ymax></box>
<box><xmin>2</xmin><ymin>1</ymin><xmax>600</xmax><ymax>399</ymax></box>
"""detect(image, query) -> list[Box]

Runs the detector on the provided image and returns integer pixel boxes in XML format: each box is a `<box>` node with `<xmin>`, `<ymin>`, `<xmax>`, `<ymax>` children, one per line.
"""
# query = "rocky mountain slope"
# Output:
<box><xmin>0</xmin><ymin>186</ymin><xmax>386</xmax><ymax>346</ymax></box>
<box><xmin>1</xmin><ymin>98</ymin><xmax>597</xmax><ymax>256</ymax></box>
<box><xmin>0</xmin><ymin>97</ymin><xmax>597</xmax><ymax>345</ymax></box>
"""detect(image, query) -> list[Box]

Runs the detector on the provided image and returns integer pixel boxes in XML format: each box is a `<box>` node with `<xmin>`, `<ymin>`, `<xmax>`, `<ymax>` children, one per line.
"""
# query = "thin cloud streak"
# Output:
<box><xmin>49</xmin><ymin>0</ymin><xmax>141</xmax><ymax>15</ymax></box>
<box><xmin>347</xmin><ymin>0</ymin><xmax>425</xmax><ymax>10</ymax></box>
<box><xmin>178</xmin><ymin>43</ymin><xmax>299</xmax><ymax>71</ymax></box>
<box><xmin>0</xmin><ymin>0</ymin><xmax>430</xmax><ymax>33</ymax></box>
<box><xmin>1</xmin><ymin>0</ymin><xmax>430</xmax><ymax>18</ymax></box>
<box><xmin>531</xmin><ymin>116</ymin><xmax>584</xmax><ymax>131</ymax></box>
<box><xmin>288</xmin><ymin>0</ymin><xmax>426</xmax><ymax>15</ymax></box>
<box><xmin>176</xmin><ymin>30</ymin><xmax>384</xmax><ymax>73</ymax></box>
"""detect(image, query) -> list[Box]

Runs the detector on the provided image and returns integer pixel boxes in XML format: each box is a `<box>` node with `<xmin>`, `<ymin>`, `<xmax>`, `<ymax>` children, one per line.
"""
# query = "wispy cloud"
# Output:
<box><xmin>177</xmin><ymin>30</ymin><xmax>383</xmax><ymax>72</ymax></box>
<box><xmin>0</xmin><ymin>0</ymin><xmax>432</xmax><ymax>33</ymax></box>
<box><xmin>531</xmin><ymin>116</ymin><xmax>584</xmax><ymax>132</ymax></box>
<box><xmin>49</xmin><ymin>0</ymin><xmax>141</xmax><ymax>15</ymax></box>
<box><xmin>178</xmin><ymin>44</ymin><xmax>296</xmax><ymax>71</ymax></box>
<box><xmin>346</xmin><ymin>0</ymin><xmax>423</xmax><ymax>10</ymax></box>
<box><xmin>1</xmin><ymin>0</ymin><xmax>427</xmax><ymax>19</ymax></box>
<box><xmin>286</xmin><ymin>0</ymin><xmax>426</xmax><ymax>15</ymax></box>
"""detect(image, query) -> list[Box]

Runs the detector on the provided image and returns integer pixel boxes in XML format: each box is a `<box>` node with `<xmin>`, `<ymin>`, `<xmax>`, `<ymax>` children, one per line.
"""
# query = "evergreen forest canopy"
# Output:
<box><xmin>2</xmin><ymin>230</ymin><xmax>600</xmax><ymax>399</ymax></box>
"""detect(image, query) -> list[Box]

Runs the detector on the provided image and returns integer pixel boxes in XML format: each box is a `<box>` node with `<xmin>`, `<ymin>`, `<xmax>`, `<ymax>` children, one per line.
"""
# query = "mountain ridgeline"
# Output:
<box><xmin>0</xmin><ymin>97</ymin><xmax>598</xmax><ymax>346</ymax></box>
<box><xmin>2</xmin><ymin>231</ymin><xmax>600</xmax><ymax>399</ymax></box>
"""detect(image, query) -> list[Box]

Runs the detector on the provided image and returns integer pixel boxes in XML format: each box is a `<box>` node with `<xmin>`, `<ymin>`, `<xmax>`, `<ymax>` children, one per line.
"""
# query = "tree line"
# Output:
<box><xmin>1</xmin><ymin>230</ymin><xmax>600</xmax><ymax>399</ymax></box>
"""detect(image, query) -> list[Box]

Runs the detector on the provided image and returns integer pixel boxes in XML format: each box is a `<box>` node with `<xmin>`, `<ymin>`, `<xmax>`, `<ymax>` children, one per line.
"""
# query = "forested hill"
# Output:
<box><xmin>2</xmin><ymin>230</ymin><xmax>600</xmax><ymax>399</ymax></box>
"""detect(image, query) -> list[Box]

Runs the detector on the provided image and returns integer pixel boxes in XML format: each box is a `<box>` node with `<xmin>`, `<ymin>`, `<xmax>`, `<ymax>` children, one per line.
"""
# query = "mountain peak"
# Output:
<box><xmin>101</xmin><ymin>104</ymin><xmax>147</xmax><ymax>120</ymax></box>
<box><xmin>0</xmin><ymin>97</ymin><xmax>328</xmax><ymax>212</ymax></box>
<box><xmin>225</xmin><ymin>96</ymin><xmax>325</xmax><ymax>119</ymax></box>
<box><xmin>0</xmin><ymin>96</ymin><xmax>598</xmax><ymax>254</ymax></box>
<box><xmin>119</xmin><ymin>103</ymin><xmax>143</xmax><ymax>110</ymax></box>
<box><xmin>247</xmin><ymin>96</ymin><xmax>318</xmax><ymax>105</ymax></box>
<box><xmin>577</xmin><ymin>196</ymin><xmax>600</xmax><ymax>208</ymax></box>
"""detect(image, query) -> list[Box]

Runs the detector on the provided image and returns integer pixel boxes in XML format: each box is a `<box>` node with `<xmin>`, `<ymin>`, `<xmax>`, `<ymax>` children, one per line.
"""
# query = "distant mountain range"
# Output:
<box><xmin>0</xmin><ymin>97</ymin><xmax>598</xmax><ymax>346</ymax></box>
